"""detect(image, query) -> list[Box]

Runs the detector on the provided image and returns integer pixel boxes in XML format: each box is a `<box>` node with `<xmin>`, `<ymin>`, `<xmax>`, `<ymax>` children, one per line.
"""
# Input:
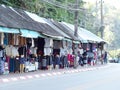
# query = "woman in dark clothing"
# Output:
<box><xmin>54</xmin><ymin>54</ymin><xmax>60</xmax><ymax>69</ymax></box>
<box><xmin>60</xmin><ymin>55</ymin><xmax>65</xmax><ymax>68</ymax></box>
<box><xmin>82</xmin><ymin>50</ymin><xmax>88</xmax><ymax>66</ymax></box>
<box><xmin>63</xmin><ymin>55</ymin><xmax>69</xmax><ymax>68</ymax></box>
<box><xmin>78</xmin><ymin>51</ymin><xmax>83</xmax><ymax>66</ymax></box>
<box><xmin>14</xmin><ymin>56</ymin><xmax>20</xmax><ymax>73</ymax></box>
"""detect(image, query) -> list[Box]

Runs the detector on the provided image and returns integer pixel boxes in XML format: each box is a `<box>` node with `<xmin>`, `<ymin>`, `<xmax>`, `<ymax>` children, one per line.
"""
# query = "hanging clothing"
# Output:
<box><xmin>33</xmin><ymin>47</ymin><xmax>37</xmax><ymax>55</ymax></box>
<box><xmin>44</xmin><ymin>48</ymin><xmax>52</xmax><ymax>56</ymax></box>
<box><xmin>8</xmin><ymin>33</ymin><xmax>14</xmax><ymax>45</ymax></box>
<box><xmin>44</xmin><ymin>38</ymin><xmax>53</xmax><ymax>48</ymax></box>
<box><xmin>64</xmin><ymin>55</ymin><xmax>69</xmax><ymax>67</ymax></box>
<box><xmin>50</xmin><ymin>39</ymin><xmax>53</xmax><ymax>48</ymax></box>
<box><xmin>37</xmin><ymin>38</ymin><xmax>45</xmax><ymax>55</ymax></box>
<box><xmin>54</xmin><ymin>55</ymin><xmax>60</xmax><ymax>65</ymax></box>
<box><xmin>9</xmin><ymin>58</ymin><xmax>15</xmax><ymax>72</ymax></box>
<box><xmin>31</xmin><ymin>38</ymin><xmax>34</xmax><ymax>47</ymax></box>
<box><xmin>19</xmin><ymin>36</ymin><xmax>26</xmax><ymax>46</ymax></box>
<box><xmin>60</xmin><ymin>47</ymin><xmax>65</xmax><ymax>56</ymax></box>
<box><xmin>12</xmin><ymin>46</ymin><xmax>19</xmax><ymax>57</ymax></box>
<box><xmin>46</xmin><ymin>55</ymin><xmax>53</xmax><ymax>65</ymax></box>
<box><xmin>5</xmin><ymin>45</ymin><xmax>18</xmax><ymax>57</ymax></box>
<box><xmin>0</xmin><ymin>58</ymin><xmax>5</xmax><ymax>74</ymax></box>
<box><xmin>18</xmin><ymin>46</ymin><xmax>27</xmax><ymax>57</ymax></box>
<box><xmin>42</xmin><ymin>56</ymin><xmax>47</xmax><ymax>67</ymax></box>
<box><xmin>34</xmin><ymin>38</ymin><xmax>38</xmax><ymax>47</ymax></box>
<box><xmin>4</xmin><ymin>33</ymin><xmax>8</xmax><ymax>45</ymax></box>
<box><xmin>0</xmin><ymin>33</ymin><xmax>4</xmax><ymax>45</ymax></box>
<box><xmin>1</xmin><ymin>33</ymin><xmax>4</xmax><ymax>45</ymax></box>
<box><xmin>14</xmin><ymin>56</ymin><xmax>20</xmax><ymax>72</ymax></box>
<box><xmin>60</xmin><ymin>55</ymin><xmax>65</xmax><ymax>68</ymax></box>
<box><xmin>44</xmin><ymin>38</ymin><xmax>53</xmax><ymax>56</ymax></box>
<box><xmin>53</xmin><ymin>49</ymin><xmax>60</xmax><ymax>55</ymax></box>
<box><xmin>30</xmin><ymin>47</ymin><xmax>34</xmax><ymax>54</ymax></box>
<box><xmin>0</xmin><ymin>33</ymin><xmax>1</xmax><ymax>45</ymax></box>
<box><xmin>62</xmin><ymin>40</ymin><xmax>67</xmax><ymax>48</ymax></box>
<box><xmin>14</xmin><ymin>34</ymin><xmax>19</xmax><ymax>45</ymax></box>
<box><xmin>9</xmin><ymin>45</ymin><xmax>13</xmax><ymax>57</ymax></box>
<box><xmin>5</xmin><ymin>45</ymin><xmax>11</xmax><ymax>56</ymax></box>
<box><xmin>53</xmin><ymin>40</ymin><xmax>61</xmax><ymax>49</ymax></box>
<box><xmin>0</xmin><ymin>50</ymin><xmax>4</xmax><ymax>58</ymax></box>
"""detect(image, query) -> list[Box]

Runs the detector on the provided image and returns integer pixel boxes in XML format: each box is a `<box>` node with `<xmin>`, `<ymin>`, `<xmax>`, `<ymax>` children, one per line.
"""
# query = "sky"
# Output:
<box><xmin>83</xmin><ymin>0</ymin><xmax>120</xmax><ymax>9</ymax></box>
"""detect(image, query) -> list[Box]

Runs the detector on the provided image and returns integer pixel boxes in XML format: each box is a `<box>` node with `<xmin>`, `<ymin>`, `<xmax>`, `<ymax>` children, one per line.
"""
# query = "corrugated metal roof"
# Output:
<box><xmin>61</xmin><ymin>22</ymin><xmax>105</xmax><ymax>43</ymax></box>
<box><xmin>50</xmin><ymin>20</ymin><xmax>79</xmax><ymax>41</ymax></box>
<box><xmin>0</xmin><ymin>5</ymin><xmax>67</xmax><ymax>38</ymax></box>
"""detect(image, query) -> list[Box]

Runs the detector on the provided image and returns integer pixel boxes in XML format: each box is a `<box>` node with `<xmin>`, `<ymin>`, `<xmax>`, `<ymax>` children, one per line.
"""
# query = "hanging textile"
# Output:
<box><xmin>0</xmin><ymin>33</ymin><xmax>4</xmax><ymax>45</ymax></box>
<box><xmin>31</xmin><ymin>38</ymin><xmax>34</xmax><ymax>47</ymax></box>
<box><xmin>0</xmin><ymin>33</ymin><xmax>1</xmax><ymax>45</ymax></box>
<box><xmin>4</xmin><ymin>33</ymin><xmax>8</xmax><ymax>45</ymax></box>
<box><xmin>44</xmin><ymin>38</ymin><xmax>53</xmax><ymax>55</ymax></box>
<box><xmin>5</xmin><ymin>45</ymin><xmax>11</xmax><ymax>56</ymax></box>
<box><xmin>27</xmin><ymin>38</ymin><xmax>32</xmax><ymax>48</ymax></box>
<box><xmin>14</xmin><ymin>34</ymin><xmax>19</xmax><ymax>45</ymax></box>
<box><xmin>18</xmin><ymin>46</ymin><xmax>27</xmax><ymax>57</ymax></box>
<box><xmin>19</xmin><ymin>36</ymin><xmax>26</xmax><ymax>46</ymax></box>
<box><xmin>8</xmin><ymin>34</ymin><xmax>14</xmax><ymax>45</ymax></box>
<box><xmin>62</xmin><ymin>40</ymin><xmax>67</xmax><ymax>48</ymax></box>
<box><xmin>0</xmin><ymin>58</ymin><xmax>5</xmax><ymax>74</ymax></box>
<box><xmin>53</xmin><ymin>40</ymin><xmax>61</xmax><ymax>49</ymax></box>
<box><xmin>44</xmin><ymin>48</ymin><xmax>52</xmax><ymax>56</ymax></box>
<box><xmin>12</xmin><ymin>46</ymin><xmax>19</xmax><ymax>57</ymax></box>
<box><xmin>1</xmin><ymin>33</ymin><xmax>4</xmax><ymax>45</ymax></box>
<box><xmin>37</xmin><ymin>38</ymin><xmax>45</xmax><ymax>55</ymax></box>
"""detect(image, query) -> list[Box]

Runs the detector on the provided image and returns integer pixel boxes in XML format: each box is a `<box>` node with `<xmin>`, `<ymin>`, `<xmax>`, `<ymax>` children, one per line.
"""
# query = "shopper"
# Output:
<box><xmin>103</xmin><ymin>51</ymin><xmax>108</xmax><ymax>64</ymax></box>
<box><xmin>0</xmin><ymin>45</ymin><xmax>6</xmax><ymax>75</ymax></box>
<box><xmin>19</xmin><ymin>55</ymin><xmax>26</xmax><ymax>73</ymax></box>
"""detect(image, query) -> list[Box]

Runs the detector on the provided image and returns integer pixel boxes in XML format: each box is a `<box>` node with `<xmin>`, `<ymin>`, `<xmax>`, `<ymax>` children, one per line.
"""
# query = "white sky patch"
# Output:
<box><xmin>83</xmin><ymin>0</ymin><xmax>120</xmax><ymax>9</ymax></box>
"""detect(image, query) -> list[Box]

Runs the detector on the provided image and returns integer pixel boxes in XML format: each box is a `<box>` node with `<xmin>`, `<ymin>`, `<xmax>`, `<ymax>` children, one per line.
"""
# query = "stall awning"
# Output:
<box><xmin>63</xmin><ymin>38</ymin><xmax>72</xmax><ymax>42</ymax></box>
<box><xmin>0</xmin><ymin>27</ymin><xmax>19</xmax><ymax>33</ymax></box>
<box><xmin>20</xmin><ymin>29</ymin><xmax>44</xmax><ymax>38</ymax></box>
<box><xmin>73</xmin><ymin>41</ymin><xmax>80</xmax><ymax>44</ymax></box>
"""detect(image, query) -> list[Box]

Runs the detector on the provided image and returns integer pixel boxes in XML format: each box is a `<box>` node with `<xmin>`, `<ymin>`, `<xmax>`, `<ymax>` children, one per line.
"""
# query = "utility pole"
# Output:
<box><xmin>100</xmin><ymin>0</ymin><xmax>104</xmax><ymax>39</ymax></box>
<box><xmin>74</xmin><ymin>0</ymin><xmax>79</xmax><ymax>38</ymax></box>
<box><xmin>73</xmin><ymin>0</ymin><xmax>81</xmax><ymax>68</ymax></box>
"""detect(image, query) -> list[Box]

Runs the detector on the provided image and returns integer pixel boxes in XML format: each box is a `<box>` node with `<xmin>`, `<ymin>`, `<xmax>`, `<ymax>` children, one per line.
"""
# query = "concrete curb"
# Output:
<box><xmin>0</xmin><ymin>64</ymin><xmax>110</xmax><ymax>83</ymax></box>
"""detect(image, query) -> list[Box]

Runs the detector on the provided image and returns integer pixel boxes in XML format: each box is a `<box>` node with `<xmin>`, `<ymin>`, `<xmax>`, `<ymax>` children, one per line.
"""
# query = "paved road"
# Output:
<box><xmin>0</xmin><ymin>63</ymin><xmax>119</xmax><ymax>90</ymax></box>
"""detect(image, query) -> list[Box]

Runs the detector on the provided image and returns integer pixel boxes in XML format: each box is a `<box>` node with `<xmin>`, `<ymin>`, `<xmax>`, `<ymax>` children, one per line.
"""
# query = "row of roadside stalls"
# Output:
<box><xmin>0</xmin><ymin>4</ymin><xmax>105</xmax><ymax>74</ymax></box>
<box><xmin>0</xmin><ymin>5</ymin><xmax>73</xmax><ymax>74</ymax></box>
<box><xmin>59</xmin><ymin>22</ymin><xmax>106</xmax><ymax>64</ymax></box>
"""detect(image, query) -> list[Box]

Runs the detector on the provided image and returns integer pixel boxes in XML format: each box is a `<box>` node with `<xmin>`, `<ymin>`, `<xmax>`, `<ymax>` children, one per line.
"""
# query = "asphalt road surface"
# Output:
<box><xmin>0</xmin><ymin>63</ymin><xmax>120</xmax><ymax>90</ymax></box>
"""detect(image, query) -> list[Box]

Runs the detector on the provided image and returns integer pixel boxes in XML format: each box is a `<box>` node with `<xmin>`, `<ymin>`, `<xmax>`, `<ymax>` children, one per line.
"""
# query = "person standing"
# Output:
<box><xmin>19</xmin><ymin>55</ymin><xmax>26</xmax><ymax>73</ymax></box>
<box><xmin>0</xmin><ymin>45</ymin><xmax>5</xmax><ymax>75</ymax></box>
<box><xmin>82</xmin><ymin>50</ymin><xmax>88</xmax><ymax>66</ymax></box>
<box><xmin>103</xmin><ymin>51</ymin><xmax>108</xmax><ymax>64</ymax></box>
<box><xmin>77</xmin><ymin>51</ymin><xmax>83</xmax><ymax>66</ymax></box>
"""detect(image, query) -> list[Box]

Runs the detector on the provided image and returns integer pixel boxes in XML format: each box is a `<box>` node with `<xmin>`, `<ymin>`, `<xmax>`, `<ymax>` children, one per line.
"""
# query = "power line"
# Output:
<box><xmin>40</xmin><ymin>0</ymin><xmax>86</xmax><ymax>11</ymax></box>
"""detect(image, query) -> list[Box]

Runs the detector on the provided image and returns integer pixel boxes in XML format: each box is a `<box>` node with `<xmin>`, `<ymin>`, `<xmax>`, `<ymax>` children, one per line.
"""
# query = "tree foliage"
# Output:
<box><xmin>0</xmin><ymin>0</ymin><xmax>85</xmax><ymax>24</ymax></box>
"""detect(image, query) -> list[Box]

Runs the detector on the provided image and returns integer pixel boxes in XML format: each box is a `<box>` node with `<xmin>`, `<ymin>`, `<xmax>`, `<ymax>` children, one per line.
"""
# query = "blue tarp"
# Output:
<box><xmin>20</xmin><ymin>29</ymin><xmax>45</xmax><ymax>38</ymax></box>
<box><xmin>0</xmin><ymin>27</ymin><xmax>19</xmax><ymax>33</ymax></box>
